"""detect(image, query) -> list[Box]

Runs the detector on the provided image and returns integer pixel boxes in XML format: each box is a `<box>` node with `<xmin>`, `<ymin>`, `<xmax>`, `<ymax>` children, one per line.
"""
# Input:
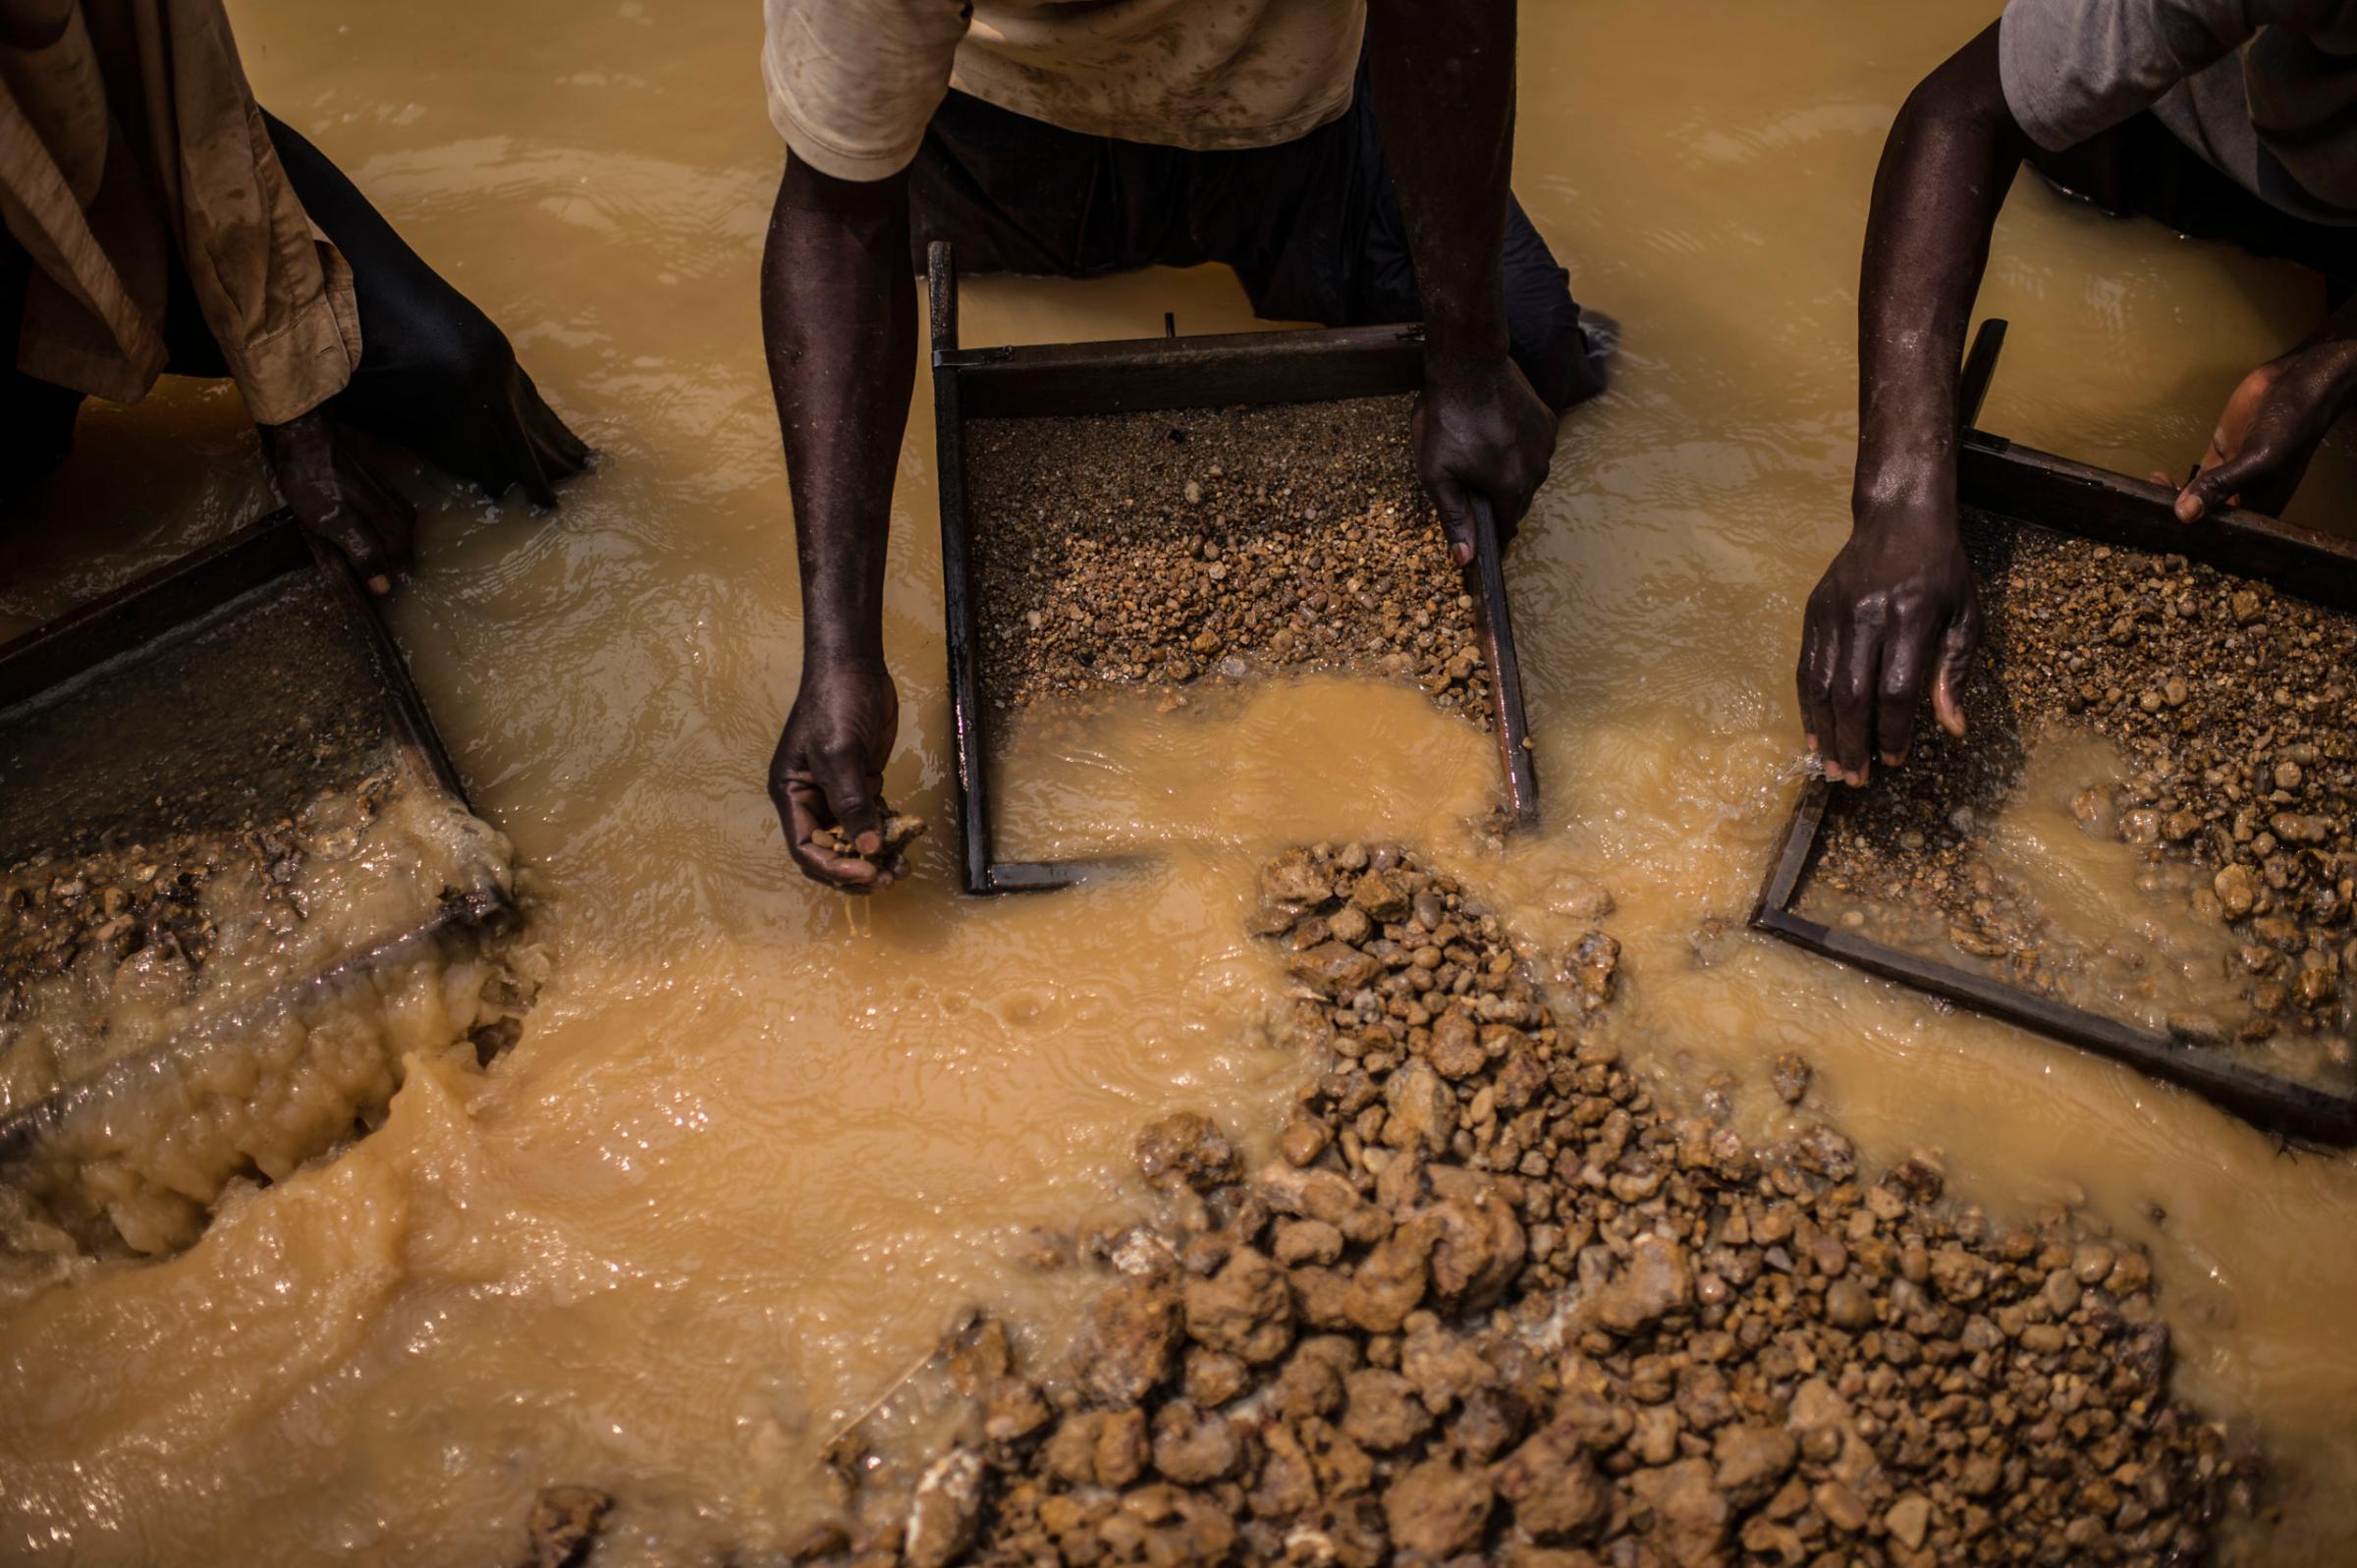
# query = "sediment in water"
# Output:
<box><xmin>0</xmin><ymin>788</ymin><xmax>539</xmax><ymax>1261</ymax></box>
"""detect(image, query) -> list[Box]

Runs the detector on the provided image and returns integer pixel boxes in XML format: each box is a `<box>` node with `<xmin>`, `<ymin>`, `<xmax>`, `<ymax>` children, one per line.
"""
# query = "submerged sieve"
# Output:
<box><xmin>0</xmin><ymin>517</ymin><xmax>517</xmax><ymax>1248</ymax></box>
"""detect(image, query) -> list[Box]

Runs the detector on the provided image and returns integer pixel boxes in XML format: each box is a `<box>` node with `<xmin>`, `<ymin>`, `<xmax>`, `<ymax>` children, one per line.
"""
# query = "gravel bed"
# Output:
<box><xmin>964</xmin><ymin>396</ymin><xmax>1494</xmax><ymax>728</ymax></box>
<box><xmin>806</xmin><ymin>843</ymin><xmax>2251</xmax><ymax>1568</ymax></box>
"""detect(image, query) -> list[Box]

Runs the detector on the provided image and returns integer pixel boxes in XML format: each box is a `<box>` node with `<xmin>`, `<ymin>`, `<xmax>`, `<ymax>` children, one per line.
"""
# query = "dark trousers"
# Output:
<box><xmin>2030</xmin><ymin>111</ymin><xmax>2357</xmax><ymax>307</ymax></box>
<box><xmin>5</xmin><ymin>113</ymin><xmax>573</xmax><ymax>503</ymax></box>
<box><xmin>907</xmin><ymin>69</ymin><xmax>1604</xmax><ymax>412</ymax></box>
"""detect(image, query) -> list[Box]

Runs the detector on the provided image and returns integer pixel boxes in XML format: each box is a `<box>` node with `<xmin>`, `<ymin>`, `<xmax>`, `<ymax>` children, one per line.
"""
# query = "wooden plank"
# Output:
<box><xmin>926</xmin><ymin>246</ymin><xmax>998</xmax><ymax>896</ymax></box>
<box><xmin>1749</xmin><ymin>779</ymin><xmax>1829</xmax><ymax>921</ymax></box>
<box><xmin>1955</xmin><ymin>319</ymin><xmax>2006</xmax><ymax>434</ymax></box>
<box><xmin>984</xmin><ymin>857</ymin><xmax>1149</xmax><ymax>893</ymax></box>
<box><xmin>926</xmin><ymin>240</ymin><xmax>959</xmax><ymax>359</ymax></box>
<box><xmin>0</xmin><ymin>519</ymin><xmax>306</xmax><ymax>709</ymax></box>
<box><xmin>1959</xmin><ymin>437</ymin><xmax>2357</xmax><ymax>612</ymax></box>
<box><xmin>302</xmin><ymin>530</ymin><xmax>474</xmax><ymax>808</ymax></box>
<box><xmin>952</xmin><ymin>325</ymin><xmax>1426</xmax><ymax>418</ymax></box>
<box><xmin>1464</xmin><ymin>498</ymin><xmax>1539</xmax><ymax>826</ymax></box>
<box><xmin>1754</xmin><ymin>908</ymin><xmax>2357</xmax><ymax>1145</ymax></box>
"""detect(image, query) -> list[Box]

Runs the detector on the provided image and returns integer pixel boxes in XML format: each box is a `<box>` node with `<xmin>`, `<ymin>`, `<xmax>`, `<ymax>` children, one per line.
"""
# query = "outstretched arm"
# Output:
<box><xmin>761</xmin><ymin>154</ymin><xmax>916</xmax><ymax>890</ymax></box>
<box><xmin>1799</xmin><ymin>23</ymin><xmax>2031</xmax><ymax>784</ymax></box>
<box><xmin>1363</xmin><ymin>0</ymin><xmax>1557</xmax><ymax>565</ymax></box>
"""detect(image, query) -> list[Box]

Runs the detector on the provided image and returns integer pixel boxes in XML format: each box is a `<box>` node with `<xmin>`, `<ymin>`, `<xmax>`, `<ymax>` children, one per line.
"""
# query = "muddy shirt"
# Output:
<box><xmin>2001</xmin><ymin>0</ymin><xmax>2357</xmax><ymax>224</ymax></box>
<box><xmin>761</xmin><ymin>0</ymin><xmax>1366</xmax><ymax>182</ymax></box>
<box><xmin>0</xmin><ymin>0</ymin><xmax>358</xmax><ymax>421</ymax></box>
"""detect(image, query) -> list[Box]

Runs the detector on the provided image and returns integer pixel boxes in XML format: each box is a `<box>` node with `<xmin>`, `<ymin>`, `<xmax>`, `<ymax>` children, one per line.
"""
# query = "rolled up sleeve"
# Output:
<box><xmin>1999</xmin><ymin>0</ymin><xmax>2260</xmax><ymax>150</ymax></box>
<box><xmin>153</xmin><ymin>0</ymin><xmax>358</xmax><ymax>424</ymax></box>
<box><xmin>762</xmin><ymin>0</ymin><xmax>966</xmax><ymax>182</ymax></box>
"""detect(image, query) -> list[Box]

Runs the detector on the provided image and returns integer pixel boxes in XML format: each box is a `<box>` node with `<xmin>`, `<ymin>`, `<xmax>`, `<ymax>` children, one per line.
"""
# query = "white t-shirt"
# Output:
<box><xmin>762</xmin><ymin>0</ymin><xmax>1367</xmax><ymax>182</ymax></box>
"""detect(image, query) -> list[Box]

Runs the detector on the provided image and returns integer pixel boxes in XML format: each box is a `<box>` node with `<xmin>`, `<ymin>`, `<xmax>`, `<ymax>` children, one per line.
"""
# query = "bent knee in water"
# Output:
<box><xmin>1511</xmin><ymin>286</ymin><xmax>1612</xmax><ymax>414</ymax></box>
<box><xmin>366</xmin><ymin>302</ymin><xmax>519</xmax><ymax>405</ymax></box>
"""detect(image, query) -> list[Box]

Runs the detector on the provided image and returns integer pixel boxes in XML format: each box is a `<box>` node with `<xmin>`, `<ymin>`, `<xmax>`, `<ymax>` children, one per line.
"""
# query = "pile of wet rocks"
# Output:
<box><xmin>964</xmin><ymin>397</ymin><xmax>1494</xmax><ymax>727</ymax></box>
<box><xmin>820</xmin><ymin>843</ymin><xmax>2251</xmax><ymax>1568</ymax></box>
<box><xmin>1816</xmin><ymin>522</ymin><xmax>2353</xmax><ymax>1056</ymax></box>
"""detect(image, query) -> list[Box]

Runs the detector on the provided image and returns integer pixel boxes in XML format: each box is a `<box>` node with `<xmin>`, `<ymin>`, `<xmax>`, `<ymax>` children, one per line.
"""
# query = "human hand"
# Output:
<box><xmin>1797</xmin><ymin>506</ymin><xmax>1981</xmax><ymax>786</ymax></box>
<box><xmin>1413</xmin><ymin>354</ymin><xmax>1557</xmax><ymax>566</ymax></box>
<box><xmin>770</xmin><ymin>655</ymin><xmax>902</xmax><ymax>892</ymax></box>
<box><xmin>2169</xmin><ymin>343</ymin><xmax>2357</xmax><ymax>522</ymax></box>
<box><xmin>260</xmin><ymin>410</ymin><xmax>416</xmax><ymax>593</ymax></box>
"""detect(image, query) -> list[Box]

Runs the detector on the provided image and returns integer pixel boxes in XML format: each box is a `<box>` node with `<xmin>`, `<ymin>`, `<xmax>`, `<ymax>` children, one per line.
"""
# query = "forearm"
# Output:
<box><xmin>1363</xmin><ymin>0</ymin><xmax>1514</xmax><ymax>375</ymax></box>
<box><xmin>1854</xmin><ymin>25</ymin><xmax>2028</xmax><ymax>530</ymax></box>
<box><xmin>2289</xmin><ymin>295</ymin><xmax>2357</xmax><ymax>385</ymax></box>
<box><xmin>762</xmin><ymin>157</ymin><xmax>915</xmax><ymax>666</ymax></box>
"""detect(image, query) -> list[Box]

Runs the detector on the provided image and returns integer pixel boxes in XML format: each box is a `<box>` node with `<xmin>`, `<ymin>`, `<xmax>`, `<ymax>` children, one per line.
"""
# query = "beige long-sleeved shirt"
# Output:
<box><xmin>0</xmin><ymin>0</ymin><xmax>358</xmax><ymax>425</ymax></box>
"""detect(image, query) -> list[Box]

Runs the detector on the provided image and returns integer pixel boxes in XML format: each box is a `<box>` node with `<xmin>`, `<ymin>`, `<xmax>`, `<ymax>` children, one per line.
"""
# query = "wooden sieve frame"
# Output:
<box><xmin>926</xmin><ymin>241</ymin><xmax>1540</xmax><ymax>896</ymax></box>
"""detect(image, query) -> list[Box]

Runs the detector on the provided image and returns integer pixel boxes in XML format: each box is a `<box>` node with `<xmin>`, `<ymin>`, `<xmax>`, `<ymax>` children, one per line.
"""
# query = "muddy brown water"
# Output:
<box><xmin>2</xmin><ymin>1</ymin><xmax>2355</xmax><ymax>1563</ymax></box>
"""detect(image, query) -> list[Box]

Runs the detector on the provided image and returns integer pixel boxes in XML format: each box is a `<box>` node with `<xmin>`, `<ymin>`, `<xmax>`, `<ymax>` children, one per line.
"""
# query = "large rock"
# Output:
<box><xmin>1289</xmin><ymin>941</ymin><xmax>1382</xmax><ymax>996</ymax></box>
<box><xmin>1343</xmin><ymin>1228</ymin><xmax>1433</xmax><ymax>1333</ymax></box>
<box><xmin>523</xmin><ymin>1486</ymin><xmax>611</xmax><ymax>1568</ymax></box>
<box><xmin>1496</xmin><ymin>1419</ymin><xmax>1608</xmax><ymax>1541</ymax></box>
<box><xmin>1182</xmin><ymin>1247</ymin><xmax>1294</xmax><ymax>1363</ymax></box>
<box><xmin>1783</xmin><ymin>1377</ymin><xmax>1851</xmax><ymax>1464</ymax></box>
<box><xmin>1427</xmin><ymin>1009</ymin><xmax>1486</xmax><ymax>1079</ymax></box>
<box><xmin>904</xmin><ymin>1449</ymin><xmax>986</xmax><ymax>1568</ymax></box>
<box><xmin>1076</xmin><ymin>1276</ymin><xmax>1183</xmax><ymax>1406</ymax></box>
<box><xmin>1398</xmin><ymin>1322</ymin><xmax>1496</xmax><ymax>1415</ymax></box>
<box><xmin>1350</xmin><ymin>868</ymin><xmax>1412</xmax><ymax>921</ymax></box>
<box><xmin>1591</xmin><ymin>1234</ymin><xmax>1693</xmax><ymax>1335</ymax></box>
<box><xmin>1711</xmin><ymin>1423</ymin><xmax>1797</xmax><ymax>1507</ymax></box>
<box><xmin>1291</xmin><ymin>933</ymin><xmax>1376</xmax><ymax>995</ymax></box>
<box><xmin>1248</xmin><ymin>1423</ymin><xmax>1321</xmax><ymax>1518</ymax></box>
<box><xmin>1422</xmin><ymin>1168</ymin><xmax>1526</xmax><ymax>1308</ymax></box>
<box><xmin>1133</xmin><ymin>1111</ymin><xmax>1240</xmax><ymax>1193</ymax></box>
<box><xmin>1382</xmin><ymin>1458</ymin><xmax>1494</xmax><ymax>1556</ymax></box>
<box><xmin>1093</xmin><ymin>1408</ymin><xmax>1149</xmax><ymax>1487</ymax></box>
<box><xmin>1340</xmin><ymin>1368</ymin><xmax>1431</xmax><ymax>1451</ymax></box>
<box><xmin>1383</xmin><ymin>1061</ymin><xmax>1457</xmax><ymax>1155</ymax></box>
<box><xmin>1629</xmin><ymin>1457</ymin><xmax>1729</xmax><ymax>1565</ymax></box>
<box><xmin>1260</xmin><ymin>848</ymin><xmax>1333</xmax><ymax>908</ymax></box>
<box><xmin>1113</xmin><ymin>1484</ymin><xmax>1237</xmax><ymax>1564</ymax></box>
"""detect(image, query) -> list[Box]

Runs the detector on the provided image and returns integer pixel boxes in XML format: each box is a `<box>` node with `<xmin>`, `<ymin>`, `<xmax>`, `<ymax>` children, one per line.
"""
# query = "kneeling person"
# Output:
<box><xmin>762</xmin><ymin>0</ymin><xmax>1606</xmax><ymax>889</ymax></box>
<box><xmin>1</xmin><ymin>0</ymin><xmax>589</xmax><ymax>584</ymax></box>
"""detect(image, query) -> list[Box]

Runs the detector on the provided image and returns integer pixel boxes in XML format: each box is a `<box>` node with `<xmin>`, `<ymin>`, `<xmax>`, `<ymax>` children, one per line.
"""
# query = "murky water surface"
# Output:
<box><xmin>3</xmin><ymin>2</ymin><xmax>2355</xmax><ymax>1562</ymax></box>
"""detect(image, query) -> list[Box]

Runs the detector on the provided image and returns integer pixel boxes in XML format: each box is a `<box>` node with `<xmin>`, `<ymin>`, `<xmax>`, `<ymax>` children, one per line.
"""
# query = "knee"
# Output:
<box><xmin>1507</xmin><ymin>275</ymin><xmax>1603</xmax><ymax>413</ymax></box>
<box><xmin>364</xmin><ymin>292</ymin><xmax>518</xmax><ymax>403</ymax></box>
